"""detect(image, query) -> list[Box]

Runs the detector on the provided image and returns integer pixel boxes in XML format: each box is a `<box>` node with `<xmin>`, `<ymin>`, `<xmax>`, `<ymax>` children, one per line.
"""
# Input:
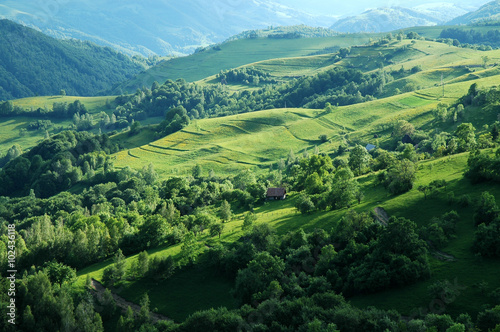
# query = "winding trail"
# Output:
<box><xmin>90</xmin><ymin>278</ymin><xmax>170</xmax><ymax>323</ymax></box>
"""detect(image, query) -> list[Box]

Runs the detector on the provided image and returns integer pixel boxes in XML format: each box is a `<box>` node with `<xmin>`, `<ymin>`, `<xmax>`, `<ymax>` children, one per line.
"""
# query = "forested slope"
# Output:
<box><xmin>0</xmin><ymin>20</ymin><xmax>143</xmax><ymax>100</ymax></box>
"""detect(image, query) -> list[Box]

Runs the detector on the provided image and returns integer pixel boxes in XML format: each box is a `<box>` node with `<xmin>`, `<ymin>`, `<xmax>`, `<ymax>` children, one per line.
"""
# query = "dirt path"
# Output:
<box><xmin>373</xmin><ymin>207</ymin><xmax>390</xmax><ymax>226</ymax></box>
<box><xmin>90</xmin><ymin>278</ymin><xmax>170</xmax><ymax>323</ymax></box>
<box><xmin>431</xmin><ymin>250</ymin><xmax>457</xmax><ymax>262</ymax></box>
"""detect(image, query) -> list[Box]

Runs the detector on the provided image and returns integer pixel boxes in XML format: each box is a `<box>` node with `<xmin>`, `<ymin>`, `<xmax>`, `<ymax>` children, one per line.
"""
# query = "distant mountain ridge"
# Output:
<box><xmin>330</xmin><ymin>3</ymin><xmax>473</xmax><ymax>33</ymax></box>
<box><xmin>0</xmin><ymin>20</ymin><xmax>143</xmax><ymax>100</ymax></box>
<box><xmin>447</xmin><ymin>0</ymin><xmax>500</xmax><ymax>25</ymax></box>
<box><xmin>0</xmin><ymin>0</ymin><xmax>336</xmax><ymax>56</ymax></box>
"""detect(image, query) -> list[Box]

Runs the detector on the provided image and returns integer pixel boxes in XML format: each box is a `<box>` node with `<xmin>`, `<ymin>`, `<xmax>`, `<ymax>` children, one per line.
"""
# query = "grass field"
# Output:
<box><xmin>114</xmin><ymin>33</ymin><xmax>380</xmax><ymax>93</ymax></box>
<box><xmin>112</xmin><ymin>69</ymin><xmax>500</xmax><ymax>178</ymax></box>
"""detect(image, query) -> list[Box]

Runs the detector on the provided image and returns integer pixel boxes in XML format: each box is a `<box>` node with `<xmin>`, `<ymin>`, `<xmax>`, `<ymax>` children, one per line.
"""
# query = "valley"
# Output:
<box><xmin>1</xmin><ymin>4</ymin><xmax>500</xmax><ymax>331</ymax></box>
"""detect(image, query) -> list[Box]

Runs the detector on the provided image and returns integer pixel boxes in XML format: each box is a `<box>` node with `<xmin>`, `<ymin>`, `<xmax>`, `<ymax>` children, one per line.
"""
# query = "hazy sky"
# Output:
<box><xmin>275</xmin><ymin>0</ymin><xmax>491</xmax><ymax>16</ymax></box>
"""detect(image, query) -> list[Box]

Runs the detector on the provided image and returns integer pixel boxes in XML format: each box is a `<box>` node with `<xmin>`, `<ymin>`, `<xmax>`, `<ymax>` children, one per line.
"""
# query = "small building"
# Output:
<box><xmin>365</xmin><ymin>144</ymin><xmax>376</xmax><ymax>152</ymax></box>
<box><xmin>266</xmin><ymin>188</ymin><xmax>286</xmax><ymax>200</ymax></box>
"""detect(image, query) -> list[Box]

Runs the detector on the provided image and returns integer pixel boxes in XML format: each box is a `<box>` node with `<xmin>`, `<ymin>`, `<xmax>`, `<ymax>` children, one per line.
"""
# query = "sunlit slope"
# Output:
<box><xmin>198</xmin><ymin>39</ymin><xmax>500</xmax><ymax>93</ymax></box>
<box><xmin>113</xmin><ymin>33</ymin><xmax>378</xmax><ymax>93</ymax></box>
<box><xmin>113</xmin><ymin>71</ymin><xmax>500</xmax><ymax>177</ymax></box>
<box><xmin>81</xmin><ymin>149</ymin><xmax>500</xmax><ymax>321</ymax></box>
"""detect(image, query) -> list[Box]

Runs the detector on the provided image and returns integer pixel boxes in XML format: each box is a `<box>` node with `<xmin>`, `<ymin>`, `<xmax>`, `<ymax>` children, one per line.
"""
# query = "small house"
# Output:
<box><xmin>266</xmin><ymin>188</ymin><xmax>286</xmax><ymax>200</ymax></box>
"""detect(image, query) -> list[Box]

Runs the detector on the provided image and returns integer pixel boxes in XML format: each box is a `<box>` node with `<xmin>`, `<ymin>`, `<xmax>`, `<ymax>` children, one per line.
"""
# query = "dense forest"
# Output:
<box><xmin>0</xmin><ymin>20</ymin><xmax>144</xmax><ymax>100</ymax></box>
<box><xmin>440</xmin><ymin>27</ymin><xmax>500</xmax><ymax>47</ymax></box>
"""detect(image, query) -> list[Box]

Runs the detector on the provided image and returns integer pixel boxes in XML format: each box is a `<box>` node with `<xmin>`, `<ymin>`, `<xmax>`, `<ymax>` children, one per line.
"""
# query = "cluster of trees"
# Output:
<box><xmin>402</xmin><ymin>84</ymin><xmax>500</xmax><ymax>158</ymax></box>
<box><xmin>0</xmin><ymin>131</ymin><xmax>120</xmax><ymax>198</ymax></box>
<box><xmin>203</xmin><ymin>214</ymin><xmax>433</xmax><ymax>329</ymax></box>
<box><xmin>0</xmin><ymin>144</ymin><xmax>22</xmax><ymax>168</ymax></box>
<box><xmin>156</xmin><ymin>106</ymin><xmax>190</xmax><ymax>138</ymax></box>
<box><xmin>217</xmin><ymin>67</ymin><xmax>277</xmax><ymax>86</ymax></box>
<box><xmin>0</xmin><ymin>99</ymin><xmax>89</xmax><ymax>118</ymax></box>
<box><xmin>267</xmin><ymin>32</ymin><xmax>301</xmax><ymax>39</ymax></box>
<box><xmin>419</xmin><ymin>211</ymin><xmax>459</xmax><ymax>249</ymax></box>
<box><xmin>101</xmin><ymin>249</ymin><xmax>175</xmax><ymax>287</ymax></box>
<box><xmin>440</xmin><ymin>28</ymin><xmax>500</xmax><ymax>47</ymax></box>
<box><xmin>472</xmin><ymin>191</ymin><xmax>500</xmax><ymax>257</ymax></box>
<box><xmin>275</xmin><ymin>143</ymin><xmax>421</xmax><ymax>215</ymax></box>
<box><xmin>0</xmin><ymin>19</ymin><xmax>143</xmax><ymax>100</ymax></box>
<box><xmin>227</xmin><ymin>25</ymin><xmax>338</xmax><ymax>41</ymax></box>
<box><xmin>112</xmin><ymin>65</ymin><xmax>388</xmax><ymax>125</ymax></box>
<box><xmin>466</xmin><ymin>148</ymin><xmax>500</xmax><ymax>183</ymax></box>
<box><xmin>0</xmin><ymin>269</ymin><xmax>105</xmax><ymax>332</ymax></box>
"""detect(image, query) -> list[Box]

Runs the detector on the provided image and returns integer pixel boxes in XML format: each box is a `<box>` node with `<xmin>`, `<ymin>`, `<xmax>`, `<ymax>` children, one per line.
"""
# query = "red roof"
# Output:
<box><xmin>266</xmin><ymin>188</ymin><xmax>286</xmax><ymax>197</ymax></box>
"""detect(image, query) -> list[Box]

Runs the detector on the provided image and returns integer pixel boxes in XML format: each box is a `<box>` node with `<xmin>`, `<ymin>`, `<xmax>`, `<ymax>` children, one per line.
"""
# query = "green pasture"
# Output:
<box><xmin>12</xmin><ymin>95</ymin><xmax>115</xmax><ymax>114</ymax></box>
<box><xmin>112</xmin><ymin>69</ymin><xmax>500</xmax><ymax>178</ymax></box>
<box><xmin>115</xmin><ymin>33</ymin><xmax>379</xmax><ymax>92</ymax></box>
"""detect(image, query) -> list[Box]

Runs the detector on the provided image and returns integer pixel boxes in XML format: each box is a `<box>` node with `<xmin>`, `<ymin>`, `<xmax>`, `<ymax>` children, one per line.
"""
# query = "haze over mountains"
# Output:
<box><xmin>448</xmin><ymin>0</ymin><xmax>500</xmax><ymax>24</ymax></box>
<box><xmin>0</xmin><ymin>0</ymin><xmax>334</xmax><ymax>56</ymax></box>
<box><xmin>0</xmin><ymin>0</ymin><xmax>493</xmax><ymax>56</ymax></box>
<box><xmin>330</xmin><ymin>3</ymin><xmax>474</xmax><ymax>33</ymax></box>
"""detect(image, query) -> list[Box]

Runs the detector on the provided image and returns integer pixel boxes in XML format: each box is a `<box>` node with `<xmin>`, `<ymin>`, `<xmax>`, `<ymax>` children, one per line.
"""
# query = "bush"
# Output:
<box><xmin>295</xmin><ymin>193</ymin><xmax>315</xmax><ymax>214</ymax></box>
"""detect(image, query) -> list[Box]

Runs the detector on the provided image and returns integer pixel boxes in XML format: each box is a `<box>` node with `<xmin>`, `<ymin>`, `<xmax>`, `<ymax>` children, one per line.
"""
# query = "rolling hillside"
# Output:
<box><xmin>110</xmin><ymin>69</ymin><xmax>499</xmax><ymax>178</ymax></box>
<box><xmin>77</xmin><ymin>149</ymin><xmax>500</xmax><ymax>322</ymax></box>
<box><xmin>3</xmin><ymin>24</ymin><xmax>500</xmax><ymax>331</ymax></box>
<box><xmin>110</xmin><ymin>33</ymin><xmax>500</xmax><ymax>177</ymax></box>
<box><xmin>111</xmin><ymin>32</ymin><xmax>378</xmax><ymax>94</ymax></box>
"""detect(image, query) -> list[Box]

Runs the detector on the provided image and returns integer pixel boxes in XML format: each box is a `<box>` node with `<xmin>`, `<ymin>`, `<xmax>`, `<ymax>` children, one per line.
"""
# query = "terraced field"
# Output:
<box><xmin>112</xmin><ymin>67</ymin><xmax>500</xmax><ymax>178</ymax></box>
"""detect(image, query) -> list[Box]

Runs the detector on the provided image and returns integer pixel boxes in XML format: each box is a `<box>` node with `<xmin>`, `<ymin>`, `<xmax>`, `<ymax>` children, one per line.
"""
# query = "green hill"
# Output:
<box><xmin>2</xmin><ymin>27</ymin><xmax>500</xmax><ymax>332</ymax></box>
<box><xmin>112</xmin><ymin>33</ymin><xmax>378</xmax><ymax>94</ymax></box>
<box><xmin>448</xmin><ymin>0</ymin><xmax>500</xmax><ymax>25</ymax></box>
<box><xmin>0</xmin><ymin>19</ymin><xmax>143</xmax><ymax>100</ymax></box>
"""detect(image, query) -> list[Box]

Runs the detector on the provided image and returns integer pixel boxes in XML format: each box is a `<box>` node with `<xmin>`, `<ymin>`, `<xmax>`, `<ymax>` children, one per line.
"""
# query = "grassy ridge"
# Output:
<box><xmin>113</xmin><ymin>33</ymin><xmax>379</xmax><ymax>93</ymax></box>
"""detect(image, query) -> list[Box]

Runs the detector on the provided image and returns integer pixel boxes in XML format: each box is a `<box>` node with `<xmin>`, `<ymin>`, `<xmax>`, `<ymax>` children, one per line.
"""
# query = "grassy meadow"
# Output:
<box><xmin>114</xmin><ymin>33</ymin><xmax>380</xmax><ymax>93</ymax></box>
<box><xmin>112</xmin><ymin>68</ymin><xmax>500</xmax><ymax>178</ymax></box>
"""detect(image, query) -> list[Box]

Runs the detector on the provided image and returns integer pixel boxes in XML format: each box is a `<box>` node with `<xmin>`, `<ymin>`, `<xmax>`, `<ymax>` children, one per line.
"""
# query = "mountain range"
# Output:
<box><xmin>330</xmin><ymin>3</ymin><xmax>475</xmax><ymax>33</ymax></box>
<box><xmin>0</xmin><ymin>0</ymin><xmax>335</xmax><ymax>56</ymax></box>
